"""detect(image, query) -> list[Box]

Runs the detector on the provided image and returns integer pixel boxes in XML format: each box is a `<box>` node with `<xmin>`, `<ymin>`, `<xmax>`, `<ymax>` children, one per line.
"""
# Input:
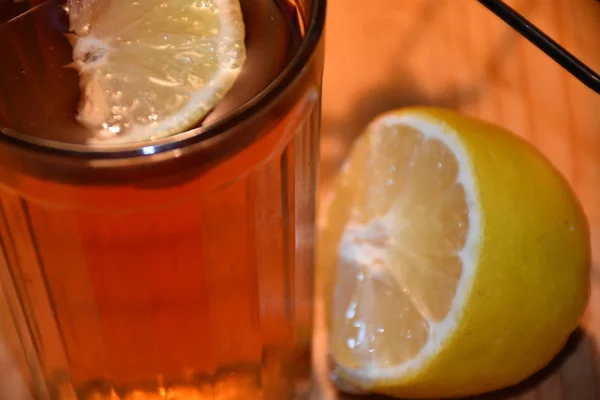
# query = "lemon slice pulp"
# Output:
<box><xmin>67</xmin><ymin>0</ymin><xmax>246</xmax><ymax>144</ymax></box>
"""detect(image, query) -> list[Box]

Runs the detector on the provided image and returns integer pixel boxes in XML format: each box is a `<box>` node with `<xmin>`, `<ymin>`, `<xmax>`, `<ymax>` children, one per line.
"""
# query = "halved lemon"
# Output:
<box><xmin>67</xmin><ymin>0</ymin><xmax>246</xmax><ymax>144</ymax></box>
<box><xmin>319</xmin><ymin>108</ymin><xmax>590</xmax><ymax>398</ymax></box>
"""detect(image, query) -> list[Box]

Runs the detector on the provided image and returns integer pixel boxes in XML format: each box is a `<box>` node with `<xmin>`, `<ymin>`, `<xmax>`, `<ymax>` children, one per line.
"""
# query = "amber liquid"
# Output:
<box><xmin>0</xmin><ymin>1</ymin><xmax>321</xmax><ymax>399</ymax></box>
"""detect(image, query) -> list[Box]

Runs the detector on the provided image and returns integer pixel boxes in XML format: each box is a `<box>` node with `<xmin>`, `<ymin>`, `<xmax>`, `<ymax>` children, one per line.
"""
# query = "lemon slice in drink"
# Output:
<box><xmin>320</xmin><ymin>108</ymin><xmax>589</xmax><ymax>398</ymax></box>
<box><xmin>67</xmin><ymin>0</ymin><xmax>246</xmax><ymax>144</ymax></box>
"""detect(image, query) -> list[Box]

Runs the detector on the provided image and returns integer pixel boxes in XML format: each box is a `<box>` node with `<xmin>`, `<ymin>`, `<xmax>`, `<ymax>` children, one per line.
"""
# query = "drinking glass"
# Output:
<box><xmin>0</xmin><ymin>0</ymin><xmax>326</xmax><ymax>398</ymax></box>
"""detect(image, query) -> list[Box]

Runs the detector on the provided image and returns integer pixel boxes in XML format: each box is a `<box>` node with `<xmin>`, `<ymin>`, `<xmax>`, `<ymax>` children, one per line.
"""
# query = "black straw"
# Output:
<box><xmin>477</xmin><ymin>0</ymin><xmax>600</xmax><ymax>94</ymax></box>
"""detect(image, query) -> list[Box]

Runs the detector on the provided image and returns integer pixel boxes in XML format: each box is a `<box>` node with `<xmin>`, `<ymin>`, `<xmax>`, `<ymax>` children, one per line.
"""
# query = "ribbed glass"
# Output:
<box><xmin>0</xmin><ymin>0</ymin><xmax>325</xmax><ymax>396</ymax></box>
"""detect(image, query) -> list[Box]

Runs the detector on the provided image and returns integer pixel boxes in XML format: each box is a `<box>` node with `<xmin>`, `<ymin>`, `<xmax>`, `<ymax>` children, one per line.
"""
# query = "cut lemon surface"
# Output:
<box><xmin>67</xmin><ymin>0</ymin><xmax>246</xmax><ymax>144</ymax></box>
<box><xmin>319</xmin><ymin>108</ymin><xmax>590</xmax><ymax>398</ymax></box>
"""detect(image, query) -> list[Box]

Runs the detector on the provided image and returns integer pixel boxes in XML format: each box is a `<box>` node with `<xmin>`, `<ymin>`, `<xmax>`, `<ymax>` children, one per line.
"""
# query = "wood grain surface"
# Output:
<box><xmin>316</xmin><ymin>0</ymin><xmax>600</xmax><ymax>399</ymax></box>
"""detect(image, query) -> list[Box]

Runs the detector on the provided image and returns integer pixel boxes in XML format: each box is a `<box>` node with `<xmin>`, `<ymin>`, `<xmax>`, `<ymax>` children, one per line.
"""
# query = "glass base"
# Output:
<box><xmin>51</xmin><ymin>357</ymin><xmax>313</xmax><ymax>399</ymax></box>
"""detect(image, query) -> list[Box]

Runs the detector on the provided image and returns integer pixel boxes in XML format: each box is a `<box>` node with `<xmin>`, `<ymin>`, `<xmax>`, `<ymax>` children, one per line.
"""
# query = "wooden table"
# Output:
<box><xmin>316</xmin><ymin>0</ymin><xmax>600</xmax><ymax>398</ymax></box>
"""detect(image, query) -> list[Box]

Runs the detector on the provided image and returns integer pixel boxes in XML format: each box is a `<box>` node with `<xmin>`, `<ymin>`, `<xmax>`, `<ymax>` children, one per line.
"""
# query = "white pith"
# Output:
<box><xmin>333</xmin><ymin>114</ymin><xmax>482</xmax><ymax>383</ymax></box>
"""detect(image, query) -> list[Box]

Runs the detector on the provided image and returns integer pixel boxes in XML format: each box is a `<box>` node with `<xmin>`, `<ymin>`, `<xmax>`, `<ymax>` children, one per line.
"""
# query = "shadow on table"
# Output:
<box><xmin>320</xmin><ymin>0</ymin><xmax>539</xmax><ymax>189</ymax></box>
<box><xmin>332</xmin><ymin>328</ymin><xmax>599</xmax><ymax>400</ymax></box>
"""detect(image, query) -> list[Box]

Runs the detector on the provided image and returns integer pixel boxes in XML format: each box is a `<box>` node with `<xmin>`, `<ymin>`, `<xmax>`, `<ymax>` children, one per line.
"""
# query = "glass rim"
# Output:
<box><xmin>0</xmin><ymin>0</ymin><xmax>327</xmax><ymax>160</ymax></box>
